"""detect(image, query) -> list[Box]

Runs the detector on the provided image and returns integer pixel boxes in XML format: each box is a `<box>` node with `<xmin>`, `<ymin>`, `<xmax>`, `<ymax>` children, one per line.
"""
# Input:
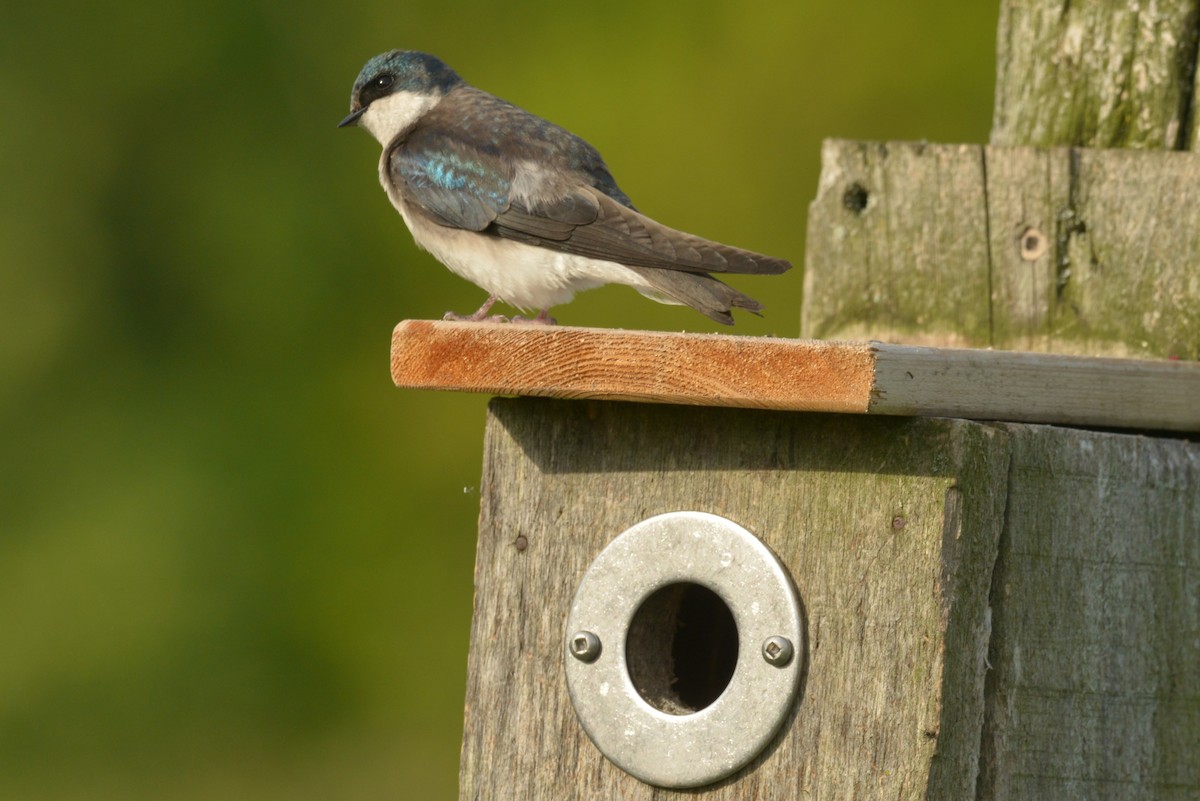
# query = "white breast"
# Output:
<box><xmin>376</xmin><ymin>172</ymin><xmax>653</xmax><ymax>310</ymax></box>
<box><xmin>396</xmin><ymin>201</ymin><xmax>655</xmax><ymax>311</ymax></box>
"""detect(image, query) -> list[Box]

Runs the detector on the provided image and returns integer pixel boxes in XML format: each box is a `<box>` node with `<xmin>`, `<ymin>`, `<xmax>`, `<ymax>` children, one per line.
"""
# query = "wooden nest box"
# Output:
<box><xmin>391</xmin><ymin>4</ymin><xmax>1200</xmax><ymax>798</ymax></box>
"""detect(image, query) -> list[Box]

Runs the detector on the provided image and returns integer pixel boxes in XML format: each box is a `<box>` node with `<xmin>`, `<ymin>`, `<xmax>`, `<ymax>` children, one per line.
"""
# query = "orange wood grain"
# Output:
<box><xmin>391</xmin><ymin>320</ymin><xmax>876</xmax><ymax>412</ymax></box>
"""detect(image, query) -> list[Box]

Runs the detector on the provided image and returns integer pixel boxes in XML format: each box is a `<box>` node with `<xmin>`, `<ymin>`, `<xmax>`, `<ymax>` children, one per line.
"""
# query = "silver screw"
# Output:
<box><xmin>569</xmin><ymin>630</ymin><xmax>602</xmax><ymax>663</ymax></box>
<box><xmin>762</xmin><ymin>635</ymin><xmax>794</xmax><ymax>667</ymax></box>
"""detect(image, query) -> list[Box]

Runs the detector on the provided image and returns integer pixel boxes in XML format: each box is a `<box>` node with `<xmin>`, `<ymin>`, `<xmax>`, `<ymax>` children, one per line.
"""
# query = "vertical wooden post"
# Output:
<box><xmin>977</xmin><ymin>8</ymin><xmax>1200</xmax><ymax>797</ymax></box>
<box><xmin>992</xmin><ymin>0</ymin><xmax>1200</xmax><ymax>150</ymax></box>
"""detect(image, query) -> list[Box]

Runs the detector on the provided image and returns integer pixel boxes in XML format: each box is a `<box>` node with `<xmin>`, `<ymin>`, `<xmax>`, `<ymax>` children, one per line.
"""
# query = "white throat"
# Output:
<box><xmin>359</xmin><ymin>90</ymin><xmax>443</xmax><ymax>146</ymax></box>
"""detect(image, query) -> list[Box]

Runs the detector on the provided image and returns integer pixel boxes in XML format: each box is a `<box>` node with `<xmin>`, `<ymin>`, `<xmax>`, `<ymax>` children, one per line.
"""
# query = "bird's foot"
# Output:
<box><xmin>443</xmin><ymin>295</ymin><xmax>509</xmax><ymax>323</ymax></box>
<box><xmin>443</xmin><ymin>310</ymin><xmax>510</xmax><ymax>323</ymax></box>
<box><xmin>511</xmin><ymin>310</ymin><xmax>558</xmax><ymax>326</ymax></box>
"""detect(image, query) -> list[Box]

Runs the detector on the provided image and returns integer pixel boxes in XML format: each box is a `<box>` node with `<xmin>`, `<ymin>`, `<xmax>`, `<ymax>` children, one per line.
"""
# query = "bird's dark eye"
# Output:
<box><xmin>359</xmin><ymin>72</ymin><xmax>395</xmax><ymax>107</ymax></box>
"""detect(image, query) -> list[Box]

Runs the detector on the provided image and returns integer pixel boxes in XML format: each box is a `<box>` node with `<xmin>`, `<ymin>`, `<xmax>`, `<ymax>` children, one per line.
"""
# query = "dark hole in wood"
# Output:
<box><xmin>625</xmin><ymin>582</ymin><xmax>739</xmax><ymax>715</ymax></box>
<box><xmin>843</xmin><ymin>182</ymin><xmax>870</xmax><ymax>214</ymax></box>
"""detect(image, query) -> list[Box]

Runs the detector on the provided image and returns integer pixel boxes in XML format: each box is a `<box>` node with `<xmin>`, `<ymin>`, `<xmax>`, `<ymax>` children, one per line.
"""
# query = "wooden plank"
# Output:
<box><xmin>979</xmin><ymin>425</ymin><xmax>1200</xmax><ymax>801</ymax></box>
<box><xmin>392</xmin><ymin>319</ymin><xmax>875</xmax><ymax>412</ymax></box>
<box><xmin>803</xmin><ymin>140</ymin><xmax>1200</xmax><ymax>359</ymax></box>
<box><xmin>976</xmin><ymin>145</ymin><xmax>1065</xmax><ymax>350</ymax></box>
<box><xmin>991</xmin><ymin>0</ymin><xmax>1199</xmax><ymax>149</ymax></box>
<box><xmin>802</xmin><ymin>140</ymin><xmax>992</xmax><ymax>347</ymax></box>
<box><xmin>460</xmin><ymin>399</ymin><xmax>1009</xmax><ymax>800</ymax></box>
<box><xmin>1062</xmin><ymin>148</ymin><xmax>1200</xmax><ymax>357</ymax></box>
<box><xmin>391</xmin><ymin>320</ymin><xmax>1200</xmax><ymax>432</ymax></box>
<box><xmin>869</xmin><ymin>343</ymin><xmax>1200</xmax><ymax>431</ymax></box>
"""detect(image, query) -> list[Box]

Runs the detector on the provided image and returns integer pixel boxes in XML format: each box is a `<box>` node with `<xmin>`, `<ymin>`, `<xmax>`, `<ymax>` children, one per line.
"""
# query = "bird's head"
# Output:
<box><xmin>339</xmin><ymin>50</ymin><xmax>463</xmax><ymax>145</ymax></box>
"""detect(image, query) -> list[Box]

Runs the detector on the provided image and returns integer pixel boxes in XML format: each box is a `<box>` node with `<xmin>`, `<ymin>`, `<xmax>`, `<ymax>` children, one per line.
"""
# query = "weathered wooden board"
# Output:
<box><xmin>979</xmin><ymin>425</ymin><xmax>1200</xmax><ymax>801</ymax></box>
<box><xmin>804</xmin><ymin>140</ymin><xmax>1200</xmax><ymax>359</ymax></box>
<box><xmin>460</xmin><ymin>399</ymin><xmax>1009</xmax><ymax>801</ymax></box>
<box><xmin>458</xmin><ymin>400</ymin><xmax>1200</xmax><ymax>800</ymax></box>
<box><xmin>973</xmin><ymin>145</ymin><xmax>1065</xmax><ymax>349</ymax></box>
<box><xmin>391</xmin><ymin>320</ymin><xmax>1200</xmax><ymax>432</ymax></box>
<box><xmin>992</xmin><ymin>0</ymin><xmax>1200</xmax><ymax>150</ymax></box>
<box><xmin>802</xmin><ymin>141</ymin><xmax>992</xmax><ymax>347</ymax></box>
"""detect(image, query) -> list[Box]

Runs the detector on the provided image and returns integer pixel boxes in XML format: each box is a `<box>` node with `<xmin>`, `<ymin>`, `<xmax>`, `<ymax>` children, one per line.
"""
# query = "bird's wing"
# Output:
<box><xmin>494</xmin><ymin>188</ymin><xmax>791</xmax><ymax>275</ymax></box>
<box><xmin>388</xmin><ymin>132</ymin><xmax>513</xmax><ymax>232</ymax></box>
<box><xmin>385</xmin><ymin>85</ymin><xmax>597</xmax><ymax>230</ymax></box>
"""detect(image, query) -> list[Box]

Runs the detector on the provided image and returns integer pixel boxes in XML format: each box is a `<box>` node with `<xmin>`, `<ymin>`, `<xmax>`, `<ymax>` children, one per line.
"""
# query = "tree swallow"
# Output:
<box><xmin>339</xmin><ymin>50</ymin><xmax>791</xmax><ymax>325</ymax></box>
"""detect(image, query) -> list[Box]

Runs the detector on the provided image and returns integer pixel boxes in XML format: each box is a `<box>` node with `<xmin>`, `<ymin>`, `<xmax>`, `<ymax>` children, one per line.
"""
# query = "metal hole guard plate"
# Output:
<box><xmin>564</xmin><ymin>512</ymin><xmax>804</xmax><ymax>788</ymax></box>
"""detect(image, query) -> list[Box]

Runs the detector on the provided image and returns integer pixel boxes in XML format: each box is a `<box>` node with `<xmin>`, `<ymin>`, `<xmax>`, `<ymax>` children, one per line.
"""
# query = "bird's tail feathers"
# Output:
<box><xmin>628</xmin><ymin>266</ymin><xmax>764</xmax><ymax>326</ymax></box>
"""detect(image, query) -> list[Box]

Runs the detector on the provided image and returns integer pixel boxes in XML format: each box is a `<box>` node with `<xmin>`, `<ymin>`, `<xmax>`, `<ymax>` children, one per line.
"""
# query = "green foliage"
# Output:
<box><xmin>0</xmin><ymin>1</ymin><xmax>995</xmax><ymax>797</ymax></box>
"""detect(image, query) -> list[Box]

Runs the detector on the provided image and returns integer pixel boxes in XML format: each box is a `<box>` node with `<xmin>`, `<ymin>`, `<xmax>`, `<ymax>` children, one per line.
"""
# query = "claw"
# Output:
<box><xmin>512</xmin><ymin>309</ymin><xmax>558</xmax><ymax>326</ymax></box>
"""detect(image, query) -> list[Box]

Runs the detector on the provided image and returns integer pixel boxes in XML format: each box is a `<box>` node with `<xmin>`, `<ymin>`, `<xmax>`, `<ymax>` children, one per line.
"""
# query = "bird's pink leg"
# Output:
<box><xmin>512</xmin><ymin>309</ymin><xmax>558</xmax><ymax>326</ymax></box>
<box><xmin>443</xmin><ymin>295</ymin><xmax>510</xmax><ymax>323</ymax></box>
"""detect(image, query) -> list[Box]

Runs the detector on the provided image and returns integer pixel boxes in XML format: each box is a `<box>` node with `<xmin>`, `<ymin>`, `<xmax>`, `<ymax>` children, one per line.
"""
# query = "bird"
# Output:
<box><xmin>338</xmin><ymin>50</ymin><xmax>791</xmax><ymax>325</ymax></box>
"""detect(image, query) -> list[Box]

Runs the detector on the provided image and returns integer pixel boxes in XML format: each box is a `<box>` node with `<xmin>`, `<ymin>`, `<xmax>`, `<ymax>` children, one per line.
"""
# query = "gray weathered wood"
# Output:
<box><xmin>869</xmin><ymin>343</ymin><xmax>1200</xmax><ymax>431</ymax></box>
<box><xmin>460</xmin><ymin>399</ymin><xmax>1008</xmax><ymax>800</ymax></box>
<box><xmin>979</xmin><ymin>425</ymin><xmax>1200</xmax><ymax>800</ymax></box>
<box><xmin>802</xmin><ymin>141</ymin><xmax>992</xmax><ymax>348</ymax></box>
<box><xmin>803</xmin><ymin>140</ymin><xmax>1200</xmax><ymax>359</ymax></box>
<box><xmin>458</xmin><ymin>399</ymin><xmax>1200</xmax><ymax>799</ymax></box>
<box><xmin>974</xmin><ymin>145</ymin><xmax>1065</xmax><ymax>349</ymax></box>
<box><xmin>992</xmin><ymin>0</ymin><xmax>1200</xmax><ymax>149</ymax></box>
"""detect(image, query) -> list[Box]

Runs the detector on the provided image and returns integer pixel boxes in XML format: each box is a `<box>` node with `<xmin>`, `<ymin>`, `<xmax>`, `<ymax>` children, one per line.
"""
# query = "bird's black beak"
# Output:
<box><xmin>338</xmin><ymin>106</ymin><xmax>367</xmax><ymax>129</ymax></box>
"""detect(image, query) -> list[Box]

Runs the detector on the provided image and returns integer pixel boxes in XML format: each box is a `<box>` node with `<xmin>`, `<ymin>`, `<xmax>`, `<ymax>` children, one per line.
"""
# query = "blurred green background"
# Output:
<box><xmin>1</xmin><ymin>2</ymin><xmax>997</xmax><ymax>798</ymax></box>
